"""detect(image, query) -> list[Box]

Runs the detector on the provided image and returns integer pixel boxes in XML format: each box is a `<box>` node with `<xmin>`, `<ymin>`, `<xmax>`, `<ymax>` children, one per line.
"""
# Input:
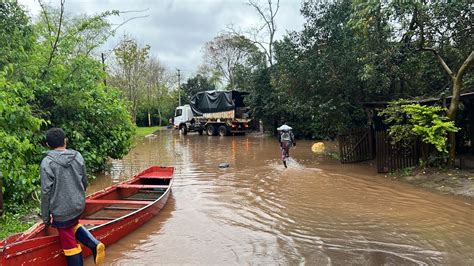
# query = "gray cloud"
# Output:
<box><xmin>19</xmin><ymin>0</ymin><xmax>304</xmax><ymax>77</ymax></box>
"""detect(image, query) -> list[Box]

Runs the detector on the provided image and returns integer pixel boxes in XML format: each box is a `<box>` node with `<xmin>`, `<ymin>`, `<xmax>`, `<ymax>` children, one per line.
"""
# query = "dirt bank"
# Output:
<box><xmin>389</xmin><ymin>168</ymin><xmax>474</xmax><ymax>199</ymax></box>
<box><xmin>317</xmin><ymin>140</ymin><xmax>474</xmax><ymax>199</ymax></box>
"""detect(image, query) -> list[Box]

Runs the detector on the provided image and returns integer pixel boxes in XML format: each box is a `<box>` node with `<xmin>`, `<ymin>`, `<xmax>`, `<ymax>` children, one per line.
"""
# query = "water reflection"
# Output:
<box><xmin>86</xmin><ymin>130</ymin><xmax>474</xmax><ymax>265</ymax></box>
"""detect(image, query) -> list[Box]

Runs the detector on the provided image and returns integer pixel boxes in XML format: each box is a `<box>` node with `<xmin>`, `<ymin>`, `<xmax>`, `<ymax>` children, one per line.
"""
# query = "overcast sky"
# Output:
<box><xmin>18</xmin><ymin>0</ymin><xmax>305</xmax><ymax>79</ymax></box>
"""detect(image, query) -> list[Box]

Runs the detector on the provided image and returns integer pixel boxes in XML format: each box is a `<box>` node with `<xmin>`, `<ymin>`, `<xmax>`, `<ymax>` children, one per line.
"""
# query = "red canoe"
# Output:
<box><xmin>0</xmin><ymin>166</ymin><xmax>174</xmax><ymax>266</ymax></box>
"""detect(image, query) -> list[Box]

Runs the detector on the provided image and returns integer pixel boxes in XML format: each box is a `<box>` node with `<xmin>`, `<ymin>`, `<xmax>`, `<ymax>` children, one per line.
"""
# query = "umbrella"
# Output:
<box><xmin>277</xmin><ymin>124</ymin><xmax>292</xmax><ymax>131</ymax></box>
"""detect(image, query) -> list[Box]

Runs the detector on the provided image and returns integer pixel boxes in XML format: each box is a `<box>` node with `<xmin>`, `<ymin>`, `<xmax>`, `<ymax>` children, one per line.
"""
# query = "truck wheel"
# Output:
<box><xmin>180</xmin><ymin>124</ymin><xmax>188</xmax><ymax>135</ymax></box>
<box><xmin>206</xmin><ymin>125</ymin><xmax>216</xmax><ymax>136</ymax></box>
<box><xmin>218</xmin><ymin>126</ymin><xmax>229</xmax><ymax>136</ymax></box>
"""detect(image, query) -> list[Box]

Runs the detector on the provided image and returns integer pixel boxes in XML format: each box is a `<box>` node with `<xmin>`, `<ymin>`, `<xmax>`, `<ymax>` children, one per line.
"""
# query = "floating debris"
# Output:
<box><xmin>219</xmin><ymin>163</ymin><xmax>230</xmax><ymax>168</ymax></box>
<box><xmin>311</xmin><ymin>142</ymin><xmax>325</xmax><ymax>153</ymax></box>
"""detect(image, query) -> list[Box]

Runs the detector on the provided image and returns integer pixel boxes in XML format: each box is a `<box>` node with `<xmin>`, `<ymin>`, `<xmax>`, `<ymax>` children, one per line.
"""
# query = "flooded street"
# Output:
<box><xmin>87</xmin><ymin>130</ymin><xmax>473</xmax><ymax>265</ymax></box>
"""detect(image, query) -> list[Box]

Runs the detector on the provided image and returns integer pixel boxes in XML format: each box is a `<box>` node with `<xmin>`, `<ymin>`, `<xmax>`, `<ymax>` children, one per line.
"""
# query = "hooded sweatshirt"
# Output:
<box><xmin>40</xmin><ymin>149</ymin><xmax>88</xmax><ymax>223</ymax></box>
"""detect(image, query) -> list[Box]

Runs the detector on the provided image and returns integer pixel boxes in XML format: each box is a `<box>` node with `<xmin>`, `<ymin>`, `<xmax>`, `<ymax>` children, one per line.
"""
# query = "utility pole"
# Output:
<box><xmin>177</xmin><ymin>69</ymin><xmax>181</xmax><ymax>106</ymax></box>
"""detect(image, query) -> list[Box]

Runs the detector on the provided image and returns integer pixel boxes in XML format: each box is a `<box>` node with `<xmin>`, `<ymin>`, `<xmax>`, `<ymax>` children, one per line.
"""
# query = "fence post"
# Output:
<box><xmin>0</xmin><ymin>171</ymin><xmax>3</xmax><ymax>216</ymax></box>
<box><xmin>337</xmin><ymin>134</ymin><xmax>343</xmax><ymax>163</ymax></box>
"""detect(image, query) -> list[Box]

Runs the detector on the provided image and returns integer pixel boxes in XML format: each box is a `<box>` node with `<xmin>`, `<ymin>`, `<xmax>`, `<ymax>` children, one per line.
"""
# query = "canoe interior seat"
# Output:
<box><xmin>138</xmin><ymin>171</ymin><xmax>173</xmax><ymax>179</ymax></box>
<box><xmin>104</xmin><ymin>206</ymin><xmax>141</xmax><ymax>211</ymax></box>
<box><xmin>78</xmin><ymin>219</ymin><xmax>110</xmax><ymax>225</ymax></box>
<box><xmin>86</xmin><ymin>199</ymin><xmax>153</xmax><ymax>205</ymax></box>
<box><xmin>118</xmin><ymin>184</ymin><xmax>169</xmax><ymax>189</ymax></box>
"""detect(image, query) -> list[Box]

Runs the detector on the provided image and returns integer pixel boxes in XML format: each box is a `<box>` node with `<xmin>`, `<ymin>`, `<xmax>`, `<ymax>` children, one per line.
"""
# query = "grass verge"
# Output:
<box><xmin>0</xmin><ymin>203</ymin><xmax>39</xmax><ymax>240</ymax></box>
<box><xmin>325</xmin><ymin>151</ymin><xmax>340</xmax><ymax>160</ymax></box>
<box><xmin>135</xmin><ymin>126</ymin><xmax>162</xmax><ymax>137</ymax></box>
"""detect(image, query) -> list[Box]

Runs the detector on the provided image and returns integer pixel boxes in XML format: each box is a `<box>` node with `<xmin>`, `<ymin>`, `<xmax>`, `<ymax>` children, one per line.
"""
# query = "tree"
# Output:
<box><xmin>270</xmin><ymin>0</ymin><xmax>367</xmax><ymax>137</ymax></box>
<box><xmin>350</xmin><ymin>0</ymin><xmax>473</xmax><ymax>164</ymax></box>
<box><xmin>140</xmin><ymin>57</ymin><xmax>177</xmax><ymax>126</ymax></box>
<box><xmin>0</xmin><ymin>1</ymin><xmax>34</xmax><ymax>71</ymax></box>
<box><xmin>410</xmin><ymin>2</ymin><xmax>473</xmax><ymax>165</ymax></box>
<box><xmin>181</xmin><ymin>74</ymin><xmax>217</xmax><ymax>104</ymax></box>
<box><xmin>33</xmin><ymin>3</ymin><xmax>135</xmax><ymax>173</ymax></box>
<box><xmin>266</xmin><ymin>0</ymin><xmax>472</xmax><ymax>142</ymax></box>
<box><xmin>112</xmin><ymin>36</ymin><xmax>150</xmax><ymax>123</ymax></box>
<box><xmin>142</xmin><ymin>57</ymin><xmax>166</xmax><ymax>126</ymax></box>
<box><xmin>0</xmin><ymin>1</ymin><xmax>44</xmax><ymax>203</ymax></box>
<box><xmin>203</xmin><ymin>34</ymin><xmax>260</xmax><ymax>89</ymax></box>
<box><xmin>0</xmin><ymin>1</ymin><xmax>135</xmax><ymax>205</ymax></box>
<box><xmin>246</xmin><ymin>0</ymin><xmax>280</xmax><ymax>67</ymax></box>
<box><xmin>196</xmin><ymin>64</ymin><xmax>223</xmax><ymax>89</ymax></box>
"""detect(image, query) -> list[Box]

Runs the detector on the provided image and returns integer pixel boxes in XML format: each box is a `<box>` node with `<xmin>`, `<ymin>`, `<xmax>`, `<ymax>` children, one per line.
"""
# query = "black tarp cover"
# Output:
<box><xmin>190</xmin><ymin>90</ymin><xmax>248</xmax><ymax>116</ymax></box>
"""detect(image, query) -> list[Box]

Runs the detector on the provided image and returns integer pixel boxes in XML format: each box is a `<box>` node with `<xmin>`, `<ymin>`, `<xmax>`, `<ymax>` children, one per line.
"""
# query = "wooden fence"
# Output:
<box><xmin>375</xmin><ymin>131</ymin><xmax>419</xmax><ymax>173</ymax></box>
<box><xmin>337</xmin><ymin>128</ymin><xmax>374</xmax><ymax>163</ymax></box>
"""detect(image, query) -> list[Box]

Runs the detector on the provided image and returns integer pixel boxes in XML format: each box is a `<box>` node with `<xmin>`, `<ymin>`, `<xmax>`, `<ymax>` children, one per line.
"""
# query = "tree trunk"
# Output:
<box><xmin>446</xmin><ymin>77</ymin><xmax>462</xmax><ymax>166</ymax></box>
<box><xmin>446</xmin><ymin>51</ymin><xmax>474</xmax><ymax>166</ymax></box>
<box><xmin>423</xmin><ymin>50</ymin><xmax>473</xmax><ymax>166</ymax></box>
<box><xmin>158</xmin><ymin>109</ymin><xmax>162</xmax><ymax>126</ymax></box>
<box><xmin>148</xmin><ymin>112</ymin><xmax>151</xmax><ymax>127</ymax></box>
<box><xmin>131</xmin><ymin>104</ymin><xmax>137</xmax><ymax>125</ymax></box>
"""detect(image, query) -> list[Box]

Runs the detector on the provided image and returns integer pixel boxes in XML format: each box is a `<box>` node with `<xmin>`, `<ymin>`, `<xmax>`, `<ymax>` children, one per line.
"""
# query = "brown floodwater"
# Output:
<box><xmin>85</xmin><ymin>130</ymin><xmax>474</xmax><ymax>265</ymax></box>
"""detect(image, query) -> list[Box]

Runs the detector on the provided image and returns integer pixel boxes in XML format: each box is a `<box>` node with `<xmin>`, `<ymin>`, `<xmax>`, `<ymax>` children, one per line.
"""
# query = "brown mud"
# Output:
<box><xmin>392</xmin><ymin>168</ymin><xmax>474</xmax><ymax>199</ymax></box>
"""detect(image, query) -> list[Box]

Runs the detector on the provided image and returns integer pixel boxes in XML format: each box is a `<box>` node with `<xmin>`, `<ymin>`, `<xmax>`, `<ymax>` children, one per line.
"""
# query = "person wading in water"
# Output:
<box><xmin>277</xmin><ymin>124</ymin><xmax>295</xmax><ymax>168</ymax></box>
<box><xmin>40</xmin><ymin>128</ymin><xmax>105</xmax><ymax>265</ymax></box>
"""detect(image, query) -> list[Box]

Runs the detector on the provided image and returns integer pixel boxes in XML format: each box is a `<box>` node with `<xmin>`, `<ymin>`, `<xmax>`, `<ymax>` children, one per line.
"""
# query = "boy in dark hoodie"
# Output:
<box><xmin>40</xmin><ymin>128</ymin><xmax>105</xmax><ymax>265</ymax></box>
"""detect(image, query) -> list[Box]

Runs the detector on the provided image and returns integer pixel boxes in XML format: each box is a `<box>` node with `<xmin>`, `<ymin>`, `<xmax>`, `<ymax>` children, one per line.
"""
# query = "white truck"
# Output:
<box><xmin>173</xmin><ymin>90</ymin><xmax>252</xmax><ymax>136</ymax></box>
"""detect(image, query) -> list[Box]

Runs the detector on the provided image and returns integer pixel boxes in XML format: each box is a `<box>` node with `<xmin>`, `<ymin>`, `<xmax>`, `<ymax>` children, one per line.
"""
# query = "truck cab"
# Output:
<box><xmin>174</xmin><ymin>105</ymin><xmax>195</xmax><ymax>134</ymax></box>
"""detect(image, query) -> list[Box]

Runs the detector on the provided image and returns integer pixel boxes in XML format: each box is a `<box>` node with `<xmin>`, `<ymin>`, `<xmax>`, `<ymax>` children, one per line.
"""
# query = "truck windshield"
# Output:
<box><xmin>175</xmin><ymin>109</ymin><xmax>182</xmax><ymax>117</ymax></box>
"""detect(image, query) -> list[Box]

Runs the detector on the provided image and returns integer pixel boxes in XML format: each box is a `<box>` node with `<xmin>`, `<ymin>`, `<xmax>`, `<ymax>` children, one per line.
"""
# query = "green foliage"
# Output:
<box><xmin>0</xmin><ymin>2</ymin><xmax>45</xmax><ymax>204</ymax></box>
<box><xmin>325</xmin><ymin>151</ymin><xmax>340</xmax><ymax>160</ymax></box>
<box><xmin>204</xmin><ymin>34</ymin><xmax>262</xmax><ymax>89</ymax></box>
<box><xmin>391</xmin><ymin>166</ymin><xmax>415</xmax><ymax>177</ymax></box>
<box><xmin>49</xmin><ymin>74</ymin><xmax>135</xmax><ymax>172</ymax></box>
<box><xmin>0</xmin><ymin>1</ymin><xmax>34</xmax><ymax>71</ymax></box>
<box><xmin>268</xmin><ymin>0</ymin><xmax>367</xmax><ymax>138</ymax></box>
<box><xmin>419</xmin><ymin>153</ymin><xmax>448</xmax><ymax>169</ymax></box>
<box><xmin>405</xmin><ymin>104</ymin><xmax>459</xmax><ymax>152</ymax></box>
<box><xmin>111</xmin><ymin>37</ymin><xmax>176</xmax><ymax>127</ymax></box>
<box><xmin>227</xmin><ymin>0</ymin><xmax>472</xmax><ymax>140</ymax></box>
<box><xmin>0</xmin><ymin>203</ymin><xmax>39</xmax><ymax>240</ymax></box>
<box><xmin>112</xmin><ymin>37</ymin><xmax>151</xmax><ymax>122</ymax></box>
<box><xmin>43</xmin><ymin>8</ymin><xmax>135</xmax><ymax>173</ymax></box>
<box><xmin>381</xmin><ymin>101</ymin><xmax>459</xmax><ymax>153</ymax></box>
<box><xmin>32</xmin><ymin>9</ymin><xmax>136</xmax><ymax>174</ymax></box>
<box><xmin>238</xmin><ymin>67</ymin><xmax>281</xmax><ymax>134</ymax></box>
<box><xmin>0</xmin><ymin>1</ymin><xmax>135</xmax><ymax>206</ymax></box>
<box><xmin>181</xmin><ymin>74</ymin><xmax>216</xmax><ymax>104</ymax></box>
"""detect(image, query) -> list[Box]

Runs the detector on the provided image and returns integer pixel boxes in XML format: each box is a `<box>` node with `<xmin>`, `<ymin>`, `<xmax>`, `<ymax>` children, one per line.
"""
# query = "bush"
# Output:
<box><xmin>381</xmin><ymin>100</ymin><xmax>459</xmax><ymax>153</ymax></box>
<box><xmin>0</xmin><ymin>68</ymin><xmax>45</xmax><ymax>203</ymax></box>
<box><xmin>46</xmin><ymin>57</ymin><xmax>135</xmax><ymax>173</ymax></box>
<box><xmin>0</xmin><ymin>2</ymin><xmax>135</xmax><ymax>206</ymax></box>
